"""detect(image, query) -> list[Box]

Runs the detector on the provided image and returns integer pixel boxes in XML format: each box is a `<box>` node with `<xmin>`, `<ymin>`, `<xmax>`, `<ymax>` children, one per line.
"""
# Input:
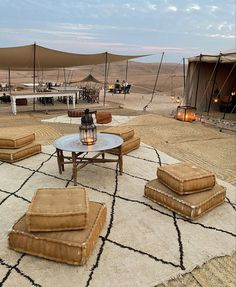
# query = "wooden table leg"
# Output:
<box><xmin>56</xmin><ymin>148</ymin><xmax>62</xmax><ymax>174</ymax></box>
<box><xmin>60</xmin><ymin>150</ymin><xmax>65</xmax><ymax>171</ymax></box>
<box><xmin>72</xmin><ymin>152</ymin><xmax>77</xmax><ymax>186</ymax></box>
<box><xmin>118</xmin><ymin>146</ymin><xmax>123</xmax><ymax>175</ymax></box>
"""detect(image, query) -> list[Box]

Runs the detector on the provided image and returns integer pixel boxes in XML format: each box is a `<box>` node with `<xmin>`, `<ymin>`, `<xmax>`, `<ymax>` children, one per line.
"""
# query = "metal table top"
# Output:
<box><xmin>53</xmin><ymin>133</ymin><xmax>123</xmax><ymax>153</ymax></box>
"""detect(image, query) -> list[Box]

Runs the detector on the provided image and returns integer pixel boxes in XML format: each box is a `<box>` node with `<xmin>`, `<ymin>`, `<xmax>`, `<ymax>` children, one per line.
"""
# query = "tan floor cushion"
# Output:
<box><xmin>0</xmin><ymin>143</ymin><xmax>41</xmax><ymax>162</ymax></box>
<box><xmin>0</xmin><ymin>132</ymin><xmax>35</xmax><ymax>149</ymax></box>
<box><xmin>26</xmin><ymin>187</ymin><xmax>89</xmax><ymax>232</ymax></box>
<box><xmin>100</xmin><ymin>126</ymin><xmax>134</xmax><ymax>141</ymax></box>
<box><xmin>96</xmin><ymin>111</ymin><xmax>112</xmax><ymax>124</ymax></box>
<box><xmin>68</xmin><ymin>109</ymin><xmax>83</xmax><ymax>118</ymax></box>
<box><xmin>157</xmin><ymin>163</ymin><xmax>216</xmax><ymax>195</ymax></box>
<box><xmin>144</xmin><ymin>179</ymin><xmax>226</xmax><ymax>220</ymax></box>
<box><xmin>109</xmin><ymin>136</ymin><xmax>140</xmax><ymax>155</ymax></box>
<box><xmin>8</xmin><ymin>201</ymin><xmax>107</xmax><ymax>265</ymax></box>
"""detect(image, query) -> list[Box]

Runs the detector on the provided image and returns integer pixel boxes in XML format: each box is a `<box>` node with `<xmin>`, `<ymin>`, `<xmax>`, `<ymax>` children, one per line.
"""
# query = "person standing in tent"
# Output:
<box><xmin>114</xmin><ymin>79</ymin><xmax>121</xmax><ymax>94</ymax></box>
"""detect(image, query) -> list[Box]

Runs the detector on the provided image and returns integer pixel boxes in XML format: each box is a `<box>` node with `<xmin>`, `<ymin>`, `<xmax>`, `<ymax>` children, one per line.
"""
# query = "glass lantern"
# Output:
<box><xmin>176</xmin><ymin>106</ymin><xmax>196</xmax><ymax>122</ymax></box>
<box><xmin>79</xmin><ymin>109</ymin><xmax>97</xmax><ymax>145</ymax></box>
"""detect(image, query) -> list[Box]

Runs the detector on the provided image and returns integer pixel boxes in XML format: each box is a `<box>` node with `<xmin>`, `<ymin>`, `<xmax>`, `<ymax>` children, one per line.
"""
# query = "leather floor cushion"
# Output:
<box><xmin>96</xmin><ymin>112</ymin><xmax>112</xmax><ymax>124</ymax></box>
<box><xmin>16</xmin><ymin>98</ymin><xmax>27</xmax><ymax>105</ymax></box>
<box><xmin>8</xmin><ymin>202</ymin><xmax>107</xmax><ymax>265</ymax></box>
<box><xmin>0</xmin><ymin>143</ymin><xmax>41</xmax><ymax>162</ymax></box>
<box><xmin>68</xmin><ymin>109</ymin><xmax>83</xmax><ymax>118</ymax></box>
<box><xmin>26</xmin><ymin>187</ymin><xmax>89</xmax><ymax>232</ymax></box>
<box><xmin>100</xmin><ymin>126</ymin><xmax>134</xmax><ymax>141</ymax></box>
<box><xmin>0</xmin><ymin>132</ymin><xmax>35</xmax><ymax>149</ymax></box>
<box><xmin>157</xmin><ymin>162</ymin><xmax>216</xmax><ymax>195</ymax></box>
<box><xmin>144</xmin><ymin>179</ymin><xmax>226</xmax><ymax>220</ymax></box>
<box><xmin>108</xmin><ymin>136</ymin><xmax>140</xmax><ymax>155</ymax></box>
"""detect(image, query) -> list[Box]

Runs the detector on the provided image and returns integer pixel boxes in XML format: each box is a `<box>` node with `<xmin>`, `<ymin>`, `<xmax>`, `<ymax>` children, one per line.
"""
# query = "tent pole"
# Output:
<box><xmin>124</xmin><ymin>60</ymin><xmax>129</xmax><ymax>100</ymax></box>
<box><xmin>143</xmin><ymin>52</ymin><xmax>164</xmax><ymax>111</ymax></box>
<box><xmin>8</xmin><ymin>68</ymin><xmax>11</xmax><ymax>95</ymax></box>
<box><xmin>183</xmin><ymin>58</ymin><xmax>186</xmax><ymax>91</ymax></box>
<box><xmin>194</xmin><ymin>54</ymin><xmax>202</xmax><ymax>108</ymax></box>
<box><xmin>56</xmin><ymin>69</ymin><xmax>60</xmax><ymax>85</ymax></box>
<box><xmin>33</xmin><ymin>42</ymin><xmax>36</xmax><ymax>111</ymax></box>
<box><xmin>103</xmin><ymin>52</ymin><xmax>108</xmax><ymax>106</ymax></box>
<box><xmin>63</xmin><ymin>68</ymin><xmax>67</xmax><ymax>88</ymax></box>
<box><xmin>222</xmin><ymin>64</ymin><xmax>236</xmax><ymax>119</ymax></box>
<box><xmin>207</xmin><ymin>53</ymin><xmax>221</xmax><ymax>114</ymax></box>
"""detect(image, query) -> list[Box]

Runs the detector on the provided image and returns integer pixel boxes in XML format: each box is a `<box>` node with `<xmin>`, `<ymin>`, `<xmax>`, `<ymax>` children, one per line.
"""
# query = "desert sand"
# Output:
<box><xmin>0</xmin><ymin>65</ymin><xmax>235</xmax><ymax>286</ymax></box>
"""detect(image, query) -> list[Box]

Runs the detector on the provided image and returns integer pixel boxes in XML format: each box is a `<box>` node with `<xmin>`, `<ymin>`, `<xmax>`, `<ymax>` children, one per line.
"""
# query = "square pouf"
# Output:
<box><xmin>68</xmin><ymin>109</ymin><xmax>83</xmax><ymax>118</ymax></box>
<box><xmin>109</xmin><ymin>136</ymin><xmax>140</xmax><ymax>155</ymax></box>
<box><xmin>157</xmin><ymin>163</ymin><xmax>216</xmax><ymax>195</ymax></box>
<box><xmin>8</xmin><ymin>202</ymin><xmax>107</xmax><ymax>265</ymax></box>
<box><xmin>26</xmin><ymin>187</ymin><xmax>89</xmax><ymax>232</ymax></box>
<box><xmin>0</xmin><ymin>132</ymin><xmax>35</xmax><ymax>149</ymax></box>
<box><xmin>144</xmin><ymin>179</ymin><xmax>226</xmax><ymax>220</ymax></box>
<box><xmin>0</xmin><ymin>143</ymin><xmax>41</xmax><ymax>162</ymax></box>
<box><xmin>101</xmin><ymin>126</ymin><xmax>134</xmax><ymax>141</ymax></box>
<box><xmin>96</xmin><ymin>111</ymin><xmax>112</xmax><ymax>124</ymax></box>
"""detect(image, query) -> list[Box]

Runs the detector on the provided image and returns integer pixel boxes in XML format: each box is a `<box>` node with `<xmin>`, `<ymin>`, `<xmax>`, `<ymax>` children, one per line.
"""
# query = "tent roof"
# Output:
<box><xmin>188</xmin><ymin>51</ymin><xmax>236</xmax><ymax>64</ymax></box>
<box><xmin>0</xmin><ymin>44</ymin><xmax>149</xmax><ymax>70</ymax></box>
<box><xmin>78</xmin><ymin>74</ymin><xmax>102</xmax><ymax>83</ymax></box>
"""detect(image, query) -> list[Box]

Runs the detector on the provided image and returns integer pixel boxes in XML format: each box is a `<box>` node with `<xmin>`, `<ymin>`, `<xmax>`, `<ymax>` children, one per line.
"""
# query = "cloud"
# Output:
<box><xmin>186</xmin><ymin>4</ymin><xmax>201</xmax><ymax>12</ymax></box>
<box><xmin>145</xmin><ymin>1</ymin><xmax>157</xmax><ymax>11</ymax></box>
<box><xmin>167</xmin><ymin>6</ymin><xmax>177</xmax><ymax>12</ymax></box>
<box><xmin>209</xmin><ymin>34</ymin><xmax>236</xmax><ymax>39</ymax></box>
<box><xmin>143</xmin><ymin>45</ymin><xmax>184</xmax><ymax>52</ymax></box>
<box><xmin>217</xmin><ymin>22</ymin><xmax>234</xmax><ymax>32</ymax></box>
<box><xmin>206</xmin><ymin>25</ymin><xmax>213</xmax><ymax>30</ymax></box>
<box><xmin>123</xmin><ymin>1</ymin><xmax>157</xmax><ymax>13</ymax></box>
<box><xmin>25</xmin><ymin>28</ymin><xmax>97</xmax><ymax>40</ymax></box>
<box><xmin>124</xmin><ymin>3</ymin><xmax>136</xmax><ymax>11</ymax></box>
<box><xmin>209</xmin><ymin>5</ymin><xmax>219</xmax><ymax>13</ymax></box>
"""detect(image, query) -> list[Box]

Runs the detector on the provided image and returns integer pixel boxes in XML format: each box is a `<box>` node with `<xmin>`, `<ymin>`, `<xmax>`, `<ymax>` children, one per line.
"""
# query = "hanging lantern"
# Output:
<box><xmin>176</xmin><ymin>106</ymin><xmax>196</xmax><ymax>122</ymax></box>
<box><xmin>79</xmin><ymin>109</ymin><xmax>97</xmax><ymax>145</ymax></box>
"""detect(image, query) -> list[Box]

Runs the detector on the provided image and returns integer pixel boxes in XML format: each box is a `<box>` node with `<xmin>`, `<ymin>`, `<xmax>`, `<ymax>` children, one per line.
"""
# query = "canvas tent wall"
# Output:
<box><xmin>184</xmin><ymin>52</ymin><xmax>236</xmax><ymax>112</ymax></box>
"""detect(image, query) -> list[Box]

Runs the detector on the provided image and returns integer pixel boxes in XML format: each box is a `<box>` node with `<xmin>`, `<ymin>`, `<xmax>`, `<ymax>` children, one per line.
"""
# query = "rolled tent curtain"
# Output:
<box><xmin>0</xmin><ymin>44</ymin><xmax>150</xmax><ymax>70</ymax></box>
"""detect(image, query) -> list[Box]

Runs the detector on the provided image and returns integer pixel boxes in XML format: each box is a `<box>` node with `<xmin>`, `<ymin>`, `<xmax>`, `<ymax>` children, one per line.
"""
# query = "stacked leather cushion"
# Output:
<box><xmin>8</xmin><ymin>187</ymin><xmax>106</xmax><ymax>265</ymax></box>
<box><xmin>100</xmin><ymin>126</ymin><xmax>140</xmax><ymax>155</ymax></box>
<box><xmin>144</xmin><ymin>162</ymin><xmax>226</xmax><ymax>220</ymax></box>
<box><xmin>26</xmin><ymin>187</ymin><xmax>89</xmax><ymax>232</ymax></box>
<box><xmin>67</xmin><ymin>109</ymin><xmax>83</xmax><ymax>118</ymax></box>
<box><xmin>95</xmin><ymin>111</ymin><xmax>112</xmax><ymax>124</ymax></box>
<box><xmin>0</xmin><ymin>132</ymin><xmax>41</xmax><ymax>162</ymax></box>
<box><xmin>157</xmin><ymin>163</ymin><xmax>216</xmax><ymax>195</ymax></box>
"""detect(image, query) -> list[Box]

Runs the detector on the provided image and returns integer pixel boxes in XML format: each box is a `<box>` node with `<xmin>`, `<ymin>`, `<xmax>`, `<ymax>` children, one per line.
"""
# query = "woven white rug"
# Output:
<box><xmin>0</xmin><ymin>143</ymin><xmax>235</xmax><ymax>287</ymax></box>
<box><xmin>42</xmin><ymin>114</ymin><xmax>137</xmax><ymax>126</ymax></box>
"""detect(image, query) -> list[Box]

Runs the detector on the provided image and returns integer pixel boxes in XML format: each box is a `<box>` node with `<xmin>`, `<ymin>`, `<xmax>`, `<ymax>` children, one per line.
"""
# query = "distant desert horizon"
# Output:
<box><xmin>0</xmin><ymin>61</ymin><xmax>185</xmax><ymax>97</ymax></box>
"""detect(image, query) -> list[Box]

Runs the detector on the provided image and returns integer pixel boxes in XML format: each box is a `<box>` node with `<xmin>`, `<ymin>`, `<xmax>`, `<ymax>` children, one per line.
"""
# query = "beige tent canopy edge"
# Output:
<box><xmin>188</xmin><ymin>51</ymin><xmax>236</xmax><ymax>64</ymax></box>
<box><xmin>0</xmin><ymin>44</ymin><xmax>151</xmax><ymax>70</ymax></box>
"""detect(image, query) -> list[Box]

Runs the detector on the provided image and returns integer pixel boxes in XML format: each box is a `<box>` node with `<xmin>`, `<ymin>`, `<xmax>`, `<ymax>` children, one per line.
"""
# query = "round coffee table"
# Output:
<box><xmin>53</xmin><ymin>133</ymin><xmax>123</xmax><ymax>186</ymax></box>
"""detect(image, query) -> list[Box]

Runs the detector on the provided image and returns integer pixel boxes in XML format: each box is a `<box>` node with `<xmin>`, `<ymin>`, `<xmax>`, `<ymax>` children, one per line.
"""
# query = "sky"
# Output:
<box><xmin>0</xmin><ymin>0</ymin><xmax>235</xmax><ymax>63</ymax></box>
